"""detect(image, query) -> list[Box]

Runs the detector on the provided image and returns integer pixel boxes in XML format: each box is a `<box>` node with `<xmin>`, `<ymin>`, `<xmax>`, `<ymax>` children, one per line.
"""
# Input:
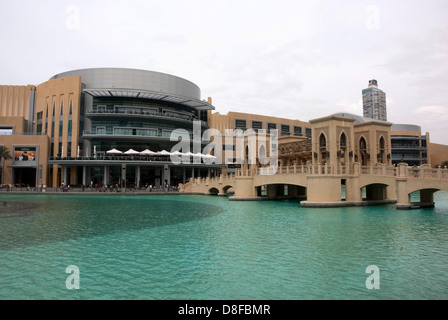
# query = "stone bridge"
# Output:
<box><xmin>179</xmin><ymin>163</ymin><xmax>448</xmax><ymax>209</ymax></box>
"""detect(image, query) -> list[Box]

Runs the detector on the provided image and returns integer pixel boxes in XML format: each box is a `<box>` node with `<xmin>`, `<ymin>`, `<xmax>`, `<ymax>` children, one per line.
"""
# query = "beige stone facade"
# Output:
<box><xmin>0</xmin><ymin>85</ymin><xmax>48</xmax><ymax>187</ymax></box>
<box><xmin>310</xmin><ymin>115</ymin><xmax>392</xmax><ymax>167</ymax></box>
<box><xmin>207</xmin><ymin>110</ymin><xmax>311</xmax><ymax>168</ymax></box>
<box><xmin>0</xmin><ymin>85</ymin><xmax>36</xmax><ymax>125</ymax></box>
<box><xmin>430</xmin><ymin>142</ymin><xmax>448</xmax><ymax>167</ymax></box>
<box><xmin>35</xmin><ymin>76</ymin><xmax>82</xmax><ymax>186</ymax></box>
<box><xmin>181</xmin><ymin>115</ymin><xmax>448</xmax><ymax>209</ymax></box>
<box><xmin>0</xmin><ymin>79</ymin><xmax>82</xmax><ymax>187</ymax></box>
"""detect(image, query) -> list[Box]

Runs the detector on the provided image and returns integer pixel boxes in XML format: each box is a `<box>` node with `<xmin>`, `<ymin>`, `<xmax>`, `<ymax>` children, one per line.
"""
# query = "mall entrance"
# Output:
<box><xmin>13</xmin><ymin>167</ymin><xmax>37</xmax><ymax>187</ymax></box>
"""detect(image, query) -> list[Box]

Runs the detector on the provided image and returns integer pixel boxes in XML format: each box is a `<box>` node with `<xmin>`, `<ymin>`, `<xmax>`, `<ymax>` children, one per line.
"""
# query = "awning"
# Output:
<box><xmin>83</xmin><ymin>88</ymin><xmax>215</xmax><ymax>110</ymax></box>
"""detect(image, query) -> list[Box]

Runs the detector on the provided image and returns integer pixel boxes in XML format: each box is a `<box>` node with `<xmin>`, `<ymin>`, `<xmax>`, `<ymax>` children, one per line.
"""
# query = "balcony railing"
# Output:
<box><xmin>391</xmin><ymin>145</ymin><xmax>427</xmax><ymax>151</ymax></box>
<box><xmin>48</xmin><ymin>155</ymin><xmax>221</xmax><ymax>165</ymax></box>
<box><xmin>391</xmin><ymin>155</ymin><xmax>427</xmax><ymax>161</ymax></box>
<box><xmin>82</xmin><ymin>131</ymin><xmax>212</xmax><ymax>145</ymax></box>
<box><xmin>86</xmin><ymin>109</ymin><xmax>208</xmax><ymax>127</ymax></box>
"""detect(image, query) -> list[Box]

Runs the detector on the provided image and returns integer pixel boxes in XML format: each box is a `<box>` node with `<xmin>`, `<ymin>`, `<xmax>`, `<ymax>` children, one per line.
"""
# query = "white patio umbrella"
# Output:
<box><xmin>157</xmin><ymin>150</ymin><xmax>173</xmax><ymax>156</ymax></box>
<box><xmin>124</xmin><ymin>149</ymin><xmax>140</xmax><ymax>155</ymax></box>
<box><xmin>107</xmin><ymin>148</ymin><xmax>123</xmax><ymax>155</ymax></box>
<box><xmin>140</xmin><ymin>149</ymin><xmax>157</xmax><ymax>156</ymax></box>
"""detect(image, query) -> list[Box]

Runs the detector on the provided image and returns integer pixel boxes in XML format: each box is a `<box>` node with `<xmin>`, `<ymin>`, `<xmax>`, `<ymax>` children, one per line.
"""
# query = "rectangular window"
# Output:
<box><xmin>281</xmin><ymin>124</ymin><xmax>290</xmax><ymax>136</ymax></box>
<box><xmin>234</xmin><ymin>119</ymin><xmax>247</xmax><ymax>130</ymax></box>
<box><xmin>114</xmin><ymin>128</ymin><xmax>133</xmax><ymax>136</ymax></box>
<box><xmin>294</xmin><ymin>126</ymin><xmax>302</xmax><ymax>136</ymax></box>
<box><xmin>267</xmin><ymin>123</ymin><xmax>277</xmax><ymax>130</ymax></box>
<box><xmin>305</xmin><ymin>127</ymin><xmax>312</xmax><ymax>139</ymax></box>
<box><xmin>251</xmin><ymin>121</ymin><xmax>263</xmax><ymax>132</ymax></box>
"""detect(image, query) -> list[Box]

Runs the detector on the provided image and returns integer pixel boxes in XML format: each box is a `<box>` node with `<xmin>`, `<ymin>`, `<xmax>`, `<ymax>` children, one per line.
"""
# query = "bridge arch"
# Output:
<box><xmin>208</xmin><ymin>187</ymin><xmax>219</xmax><ymax>195</ymax></box>
<box><xmin>408</xmin><ymin>188</ymin><xmax>440</xmax><ymax>208</ymax></box>
<box><xmin>222</xmin><ymin>185</ymin><xmax>234</xmax><ymax>195</ymax></box>
<box><xmin>360</xmin><ymin>183</ymin><xmax>390</xmax><ymax>201</ymax></box>
<box><xmin>407</xmin><ymin>182</ymin><xmax>448</xmax><ymax>195</ymax></box>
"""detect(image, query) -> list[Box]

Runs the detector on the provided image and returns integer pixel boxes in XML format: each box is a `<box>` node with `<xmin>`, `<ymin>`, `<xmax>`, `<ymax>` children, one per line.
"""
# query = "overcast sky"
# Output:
<box><xmin>1</xmin><ymin>0</ymin><xmax>447</xmax><ymax>143</ymax></box>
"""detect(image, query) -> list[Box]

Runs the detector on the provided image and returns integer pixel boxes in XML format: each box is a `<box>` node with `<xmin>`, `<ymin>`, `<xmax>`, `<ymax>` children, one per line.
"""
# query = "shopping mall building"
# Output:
<box><xmin>0</xmin><ymin>68</ymin><xmax>224</xmax><ymax>188</ymax></box>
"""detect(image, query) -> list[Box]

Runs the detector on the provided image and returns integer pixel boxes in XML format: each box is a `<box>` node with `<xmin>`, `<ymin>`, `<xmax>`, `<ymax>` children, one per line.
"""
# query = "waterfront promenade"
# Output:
<box><xmin>0</xmin><ymin>185</ymin><xmax>181</xmax><ymax>195</ymax></box>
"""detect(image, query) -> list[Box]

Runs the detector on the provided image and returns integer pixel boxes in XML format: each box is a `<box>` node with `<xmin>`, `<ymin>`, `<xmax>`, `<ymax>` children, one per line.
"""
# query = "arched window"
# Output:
<box><xmin>360</xmin><ymin>137</ymin><xmax>366</xmax><ymax>151</ymax></box>
<box><xmin>339</xmin><ymin>132</ymin><xmax>347</xmax><ymax>160</ymax></box>
<box><xmin>378</xmin><ymin>137</ymin><xmax>385</xmax><ymax>163</ymax></box>
<box><xmin>340</xmin><ymin>133</ymin><xmax>347</xmax><ymax>149</ymax></box>
<box><xmin>319</xmin><ymin>133</ymin><xmax>326</xmax><ymax>149</ymax></box>
<box><xmin>359</xmin><ymin>137</ymin><xmax>367</xmax><ymax>165</ymax></box>
<box><xmin>319</xmin><ymin>133</ymin><xmax>328</xmax><ymax>164</ymax></box>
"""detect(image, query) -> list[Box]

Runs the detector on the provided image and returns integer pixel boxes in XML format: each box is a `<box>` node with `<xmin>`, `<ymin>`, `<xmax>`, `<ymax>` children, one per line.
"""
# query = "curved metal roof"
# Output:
<box><xmin>83</xmin><ymin>88</ymin><xmax>214</xmax><ymax>110</ymax></box>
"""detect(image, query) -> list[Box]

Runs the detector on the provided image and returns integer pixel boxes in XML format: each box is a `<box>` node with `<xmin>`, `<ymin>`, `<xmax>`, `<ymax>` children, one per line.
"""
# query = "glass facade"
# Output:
<box><xmin>391</xmin><ymin>135</ymin><xmax>428</xmax><ymax>166</ymax></box>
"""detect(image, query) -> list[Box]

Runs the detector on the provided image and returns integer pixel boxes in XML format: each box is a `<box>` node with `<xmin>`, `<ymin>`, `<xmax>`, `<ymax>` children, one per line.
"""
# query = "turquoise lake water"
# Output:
<box><xmin>1</xmin><ymin>192</ymin><xmax>447</xmax><ymax>300</ymax></box>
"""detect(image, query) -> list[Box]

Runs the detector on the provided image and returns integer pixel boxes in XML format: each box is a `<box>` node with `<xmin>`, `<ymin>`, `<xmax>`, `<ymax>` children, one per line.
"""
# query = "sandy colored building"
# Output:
<box><xmin>430</xmin><ymin>143</ymin><xmax>448</xmax><ymax>167</ymax></box>
<box><xmin>0</xmin><ymin>85</ymin><xmax>49</xmax><ymax>187</ymax></box>
<box><xmin>207</xmin><ymin>110</ymin><xmax>311</xmax><ymax>171</ymax></box>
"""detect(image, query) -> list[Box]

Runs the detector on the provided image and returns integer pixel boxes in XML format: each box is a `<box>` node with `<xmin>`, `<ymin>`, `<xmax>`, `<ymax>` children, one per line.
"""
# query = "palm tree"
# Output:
<box><xmin>0</xmin><ymin>145</ymin><xmax>12</xmax><ymax>185</ymax></box>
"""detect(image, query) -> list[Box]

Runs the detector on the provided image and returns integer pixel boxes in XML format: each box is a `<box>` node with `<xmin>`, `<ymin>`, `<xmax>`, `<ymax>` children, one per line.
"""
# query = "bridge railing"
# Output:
<box><xmin>405</xmin><ymin>166</ymin><xmax>448</xmax><ymax>180</ymax></box>
<box><xmin>360</xmin><ymin>165</ymin><xmax>397</xmax><ymax>176</ymax></box>
<box><xmin>238</xmin><ymin>163</ymin><xmax>446</xmax><ymax>179</ymax></box>
<box><xmin>258</xmin><ymin>165</ymin><xmax>309</xmax><ymax>176</ymax></box>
